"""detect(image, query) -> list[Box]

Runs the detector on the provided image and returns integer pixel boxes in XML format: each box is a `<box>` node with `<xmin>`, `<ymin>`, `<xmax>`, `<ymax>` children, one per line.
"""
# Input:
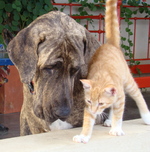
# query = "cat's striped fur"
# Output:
<box><xmin>73</xmin><ymin>0</ymin><xmax>150</xmax><ymax>143</ymax></box>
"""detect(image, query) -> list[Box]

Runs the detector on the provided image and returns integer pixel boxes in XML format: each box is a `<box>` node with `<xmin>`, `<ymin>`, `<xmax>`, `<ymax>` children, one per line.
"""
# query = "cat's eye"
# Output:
<box><xmin>87</xmin><ymin>100</ymin><xmax>91</xmax><ymax>104</ymax></box>
<box><xmin>98</xmin><ymin>103</ymin><xmax>104</xmax><ymax>106</ymax></box>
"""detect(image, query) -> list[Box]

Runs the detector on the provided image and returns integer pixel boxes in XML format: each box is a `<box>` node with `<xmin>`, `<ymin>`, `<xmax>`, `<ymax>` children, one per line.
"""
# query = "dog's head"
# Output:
<box><xmin>6</xmin><ymin>11</ymin><xmax>100</xmax><ymax>122</ymax></box>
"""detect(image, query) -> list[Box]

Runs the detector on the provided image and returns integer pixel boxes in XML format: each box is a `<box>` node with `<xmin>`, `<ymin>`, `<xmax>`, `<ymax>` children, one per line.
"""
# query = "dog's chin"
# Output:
<box><xmin>34</xmin><ymin>106</ymin><xmax>68</xmax><ymax>123</ymax></box>
<box><xmin>45</xmin><ymin>116</ymin><xmax>67</xmax><ymax>123</ymax></box>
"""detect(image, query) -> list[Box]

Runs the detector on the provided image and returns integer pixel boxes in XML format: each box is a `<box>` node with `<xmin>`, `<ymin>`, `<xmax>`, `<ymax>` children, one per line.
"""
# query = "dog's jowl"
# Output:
<box><xmin>6</xmin><ymin>11</ymin><xmax>100</xmax><ymax>135</ymax></box>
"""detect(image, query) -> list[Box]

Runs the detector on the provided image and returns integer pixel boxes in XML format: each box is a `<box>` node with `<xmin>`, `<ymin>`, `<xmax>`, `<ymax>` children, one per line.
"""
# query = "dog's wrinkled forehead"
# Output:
<box><xmin>37</xmin><ymin>38</ymin><xmax>84</xmax><ymax>69</ymax></box>
<box><xmin>38</xmin><ymin>34</ymin><xmax>85</xmax><ymax>68</ymax></box>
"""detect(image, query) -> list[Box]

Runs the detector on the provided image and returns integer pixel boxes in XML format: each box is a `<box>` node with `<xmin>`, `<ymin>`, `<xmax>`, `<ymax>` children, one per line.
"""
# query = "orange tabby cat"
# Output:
<box><xmin>73</xmin><ymin>0</ymin><xmax>150</xmax><ymax>143</ymax></box>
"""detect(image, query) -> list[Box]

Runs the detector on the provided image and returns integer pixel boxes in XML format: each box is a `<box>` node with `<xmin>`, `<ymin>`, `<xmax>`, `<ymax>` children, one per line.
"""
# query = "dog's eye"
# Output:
<box><xmin>43</xmin><ymin>67</ymin><xmax>54</xmax><ymax>74</ymax></box>
<box><xmin>70</xmin><ymin>67</ymin><xmax>80</xmax><ymax>76</ymax></box>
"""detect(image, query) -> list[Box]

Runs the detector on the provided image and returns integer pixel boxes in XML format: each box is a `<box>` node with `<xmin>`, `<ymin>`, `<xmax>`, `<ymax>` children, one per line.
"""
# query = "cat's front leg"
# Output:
<box><xmin>103</xmin><ymin>107</ymin><xmax>113</xmax><ymax>127</ymax></box>
<box><xmin>109</xmin><ymin>100</ymin><xmax>125</xmax><ymax>136</ymax></box>
<box><xmin>73</xmin><ymin>109</ymin><xmax>96</xmax><ymax>143</ymax></box>
<box><xmin>109</xmin><ymin>118</ymin><xmax>125</xmax><ymax>136</ymax></box>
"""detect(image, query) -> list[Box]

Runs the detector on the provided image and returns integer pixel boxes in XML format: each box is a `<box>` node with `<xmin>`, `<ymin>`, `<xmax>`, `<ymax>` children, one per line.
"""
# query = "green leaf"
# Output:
<box><xmin>12</xmin><ymin>3</ymin><xmax>17</xmax><ymax>9</ymax></box>
<box><xmin>128</xmin><ymin>21</ymin><xmax>133</xmax><ymax>25</ymax></box>
<box><xmin>23</xmin><ymin>11</ymin><xmax>29</xmax><ymax>17</ymax></box>
<box><xmin>75</xmin><ymin>19</ymin><xmax>81</xmax><ymax>23</ymax></box>
<box><xmin>135</xmin><ymin>61</ymin><xmax>140</xmax><ymax>65</ymax></box>
<box><xmin>68</xmin><ymin>0</ymin><xmax>72</xmax><ymax>3</ymax></box>
<box><xmin>26</xmin><ymin>19</ymin><xmax>32</xmax><ymax>26</ymax></box>
<box><xmin>125</xmin><ymin>52</ymin><xmax>129</xmax><ymax>56</ymax></box>
<box><xmin>44</xmin><ymin>5</ymin><xmax>50</xmax><ymax>12</ymax></box>
<box><xmin>136</xmin><ymin>68</ymin><xmax>142</xmax><ymax>75</ymax></box>
<box><xmin>125</xmin><ymin>28</ymin><xmax>130</xmax><ymax>32</ymax></box>
<box><xmin>139</xmin><ymin>7</ymin><xmax>144</xmax><ymax>14</ymax></box>
<box><xmin>78</xmin><ymin>7</ymin><xmax>84</xmax><ymax>12</ymax></box>
<box><xmin>125</xmin><ymin>46</ymin><xmax>130</xmax><ymax>50</ymax></box>
<box><xmin>5</xmin><ymin>4</ymin><xmax>13</xmax><ymax>12</ymax></box>
<box><xmin>4</xmin><ymin>25</ymin><xmax>11</xmax><ymax>31</ymax></box>
<box><xmin>125</xmin><ymin>18</ymin><xmax>129</xmax><ymax>22</ymax></box>
<box><xmin>14</xmin><ymin>12</ymin><xmax>20</xmax><ymax>21</ymax></box>
<box><xmin>33</xmin><ymin>16</ymin><xmax>37</xmax><ymax>20</ymax></box>
<box><xmin>44</xmin><ymin>0</ymin><xmax>51</xmax><ymax>6</ymax></box>
<box><xmin>21</xmin><ymin>15</ymin><xmax>27</xmax><ymax>21</ymax></box>
<box><xmin>2</xmin><ymin>12</ymin><xmax>7</xmax><ymax>19</ymax></box>
<box><xmin>129</xmin><ymin>53</ymin><xmax>134</xmax><ymax>58</ymax></box>
<box><xmin>33</xmin><ymin>8</ymin><xmax>39</xmax><ymax>15</ymax></box>
<box><xmin>15</xmin><ymin>1</ymin><xmax>21</xmax><ymax>6</ymax></box>
<box><xmin>80</xmin><ymin>0</ymin><xmax>88</xmax><ymax>6</ymax></box>
<box><xmin>11</xmin><ymin>25</ymin><xmax>18</xmax><ymax>31</ymax></box>
<box><xmin>91</xmin><ymin>6</ymin><xmax>97</xmax><ymax>11</ymax></box>
<box><xmin>0</xmin><ymin>25</ymin><xmax>4</xmax><ymax>33</ymax></box>
<box><xmin>35</xmin><ymin>2</ymin><xmax>42</xmax><ymax>11</ymax></box>
<box><xmin>22</xmin><ymin>0</ymin><xmax>27</xmax><ymax>6</ymax></box>
<box><xmin>121</xmin><ymin>37</ymin><xmax>126</xmax><ymax>41</ymax></box>
<box><xmin>133</xmin><ymin>10</ymin><xmax>138</xmax><ymax>15</ymax></box>
<box><xmin>0</xmin><ymin>10</ymin><xmax>3</xmax><ymax>16</ymax></box>
<box><xmin>27</xmin><ymin>4</ymin><xmax>33</xmax><ymax>12</ymax></box>
<box><xmin>39</xmin><ymin>9</ymin><xmax>47</xmax><ymax>15</ymax></box>
<box><xmin>0</xmin><ymin>1</ymin><xmax>5</xmax><ymax>9</ymax></box>
<box><xmin>0</xmin><ymin>16</ymin><xmax>3</xmax><ymax>23</ymax></box>
<box><xmin>80</xmin><ymin>11</ymin><xmax>88</xmax><ymax>16</ymax></box>
<box><xmin>0</xmin><ymin>35</ymin><xmax>4</xmax><ymax>44</ymax></box>
<box><xmin>121</xmin><ymin>44</ymin><xmax>125</xmax><ymax>48</ymax></box>
<box><xmin>129</xmin><ymin>32</ymin><xmax>133</xmax><ymax>36</ymax></box>
<box><xmin>12</xmin><ymin>21</ymin><xmax>19</xmax><ymax>26</ymax></box>
<box><xmin>87</xmin><ymin>18</ymin><xmax>92</xmax><ymax>21</ymax></box>
<box><xmin>16</xmin><ymin>7</ymin><xmax>21</xmax><ymax>12</ymax></box>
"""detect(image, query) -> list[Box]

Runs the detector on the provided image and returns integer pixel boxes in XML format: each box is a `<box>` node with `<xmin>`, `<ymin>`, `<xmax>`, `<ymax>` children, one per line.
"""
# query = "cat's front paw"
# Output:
<box><xmin>109</xmin><ymin>128</ymin><xmax>125</xmax><ymax>136</ymax></box>
<box><xmin>73</xmin><ymin>135</ymin><xmax>90</xmax><ymax>144</ymax></box>
<box><xmin>103</xmin><ymin>119</ymin><xmax>111</xmax><ymax>127</ymax></box>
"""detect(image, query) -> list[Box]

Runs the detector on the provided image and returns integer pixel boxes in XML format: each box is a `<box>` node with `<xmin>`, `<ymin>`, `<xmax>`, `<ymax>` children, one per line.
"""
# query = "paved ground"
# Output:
<box><xmin>0</xmin><ymin>119</ymin><xmax>150</xmax><ymax>152</ymax></box>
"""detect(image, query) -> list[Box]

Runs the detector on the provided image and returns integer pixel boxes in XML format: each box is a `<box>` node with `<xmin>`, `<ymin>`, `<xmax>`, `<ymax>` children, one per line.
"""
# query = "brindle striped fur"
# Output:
<box><xmin>6</xmin><ymin>11</ymin><xmax>100</xmax><ymax>135</ymax></box>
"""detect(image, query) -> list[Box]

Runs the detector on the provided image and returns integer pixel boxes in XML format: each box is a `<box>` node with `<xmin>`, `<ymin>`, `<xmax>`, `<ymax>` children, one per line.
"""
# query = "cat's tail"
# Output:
<box><xmin>105</xmin><ymin>0</ymin><xmax>120</xmax><ymax>48</ymax></box>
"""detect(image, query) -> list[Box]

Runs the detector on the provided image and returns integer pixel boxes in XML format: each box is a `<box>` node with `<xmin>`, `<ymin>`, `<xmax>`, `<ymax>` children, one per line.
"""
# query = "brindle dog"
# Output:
<box><xmin>6</xmin><ymin>11</ymin><xmax>100</xmax><ymax>135</ymax></box>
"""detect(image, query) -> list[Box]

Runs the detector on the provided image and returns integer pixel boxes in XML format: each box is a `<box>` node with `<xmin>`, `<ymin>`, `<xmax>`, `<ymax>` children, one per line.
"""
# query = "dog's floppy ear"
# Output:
<box><xmin>2</xmin><ymin>29</ymin><xmax>14</xmax><ymax>45</ymax></box>
<box><xmin>80</xmin><ymin>30</ymin><xmax>100</xmax><ymax>78</ymax></box>
<box><xmin>7</xmin><ymin>27</ymin><xmax>45</xmax><ymax>84</ymax></box>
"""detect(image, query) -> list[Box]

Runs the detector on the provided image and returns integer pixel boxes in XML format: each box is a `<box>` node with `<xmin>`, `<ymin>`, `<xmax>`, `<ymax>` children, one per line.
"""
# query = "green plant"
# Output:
<box><xmin>0</xmin><ymin>0</ymin><xmax>149</xmax><ymax>70</ymax></box>
<box><xmin>121</xmin><ymin>1</ymin><xmax>150</xmax><ymax>74</ymax></box>
<box><xmin>0</xmin><ymin>0</ymin><xmax>54</xmax><ymax>44</ymax></box>
<box><xmin>68</xmin><ymin>0</ymin><xmax>105</xmax><ymax>30</ymax></box>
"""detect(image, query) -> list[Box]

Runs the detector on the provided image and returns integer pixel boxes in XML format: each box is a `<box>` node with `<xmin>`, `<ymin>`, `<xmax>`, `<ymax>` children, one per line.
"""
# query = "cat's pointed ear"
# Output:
<box><xmin>80</xmin><ymin>79</ymin><xmax>92</xmax><ymax>90</ymax></box>
<box><xmin>104</xmin><ymin>85</ymin><xmax>117</xmax><ymax>96</ymax></box>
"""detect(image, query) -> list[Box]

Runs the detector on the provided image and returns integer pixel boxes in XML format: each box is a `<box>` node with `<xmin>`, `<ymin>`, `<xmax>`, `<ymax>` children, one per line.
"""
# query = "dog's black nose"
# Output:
<box><xmin>54</xmin><ymin>108</ymin><xmax>71</xmax><ymax>119</ymax></box>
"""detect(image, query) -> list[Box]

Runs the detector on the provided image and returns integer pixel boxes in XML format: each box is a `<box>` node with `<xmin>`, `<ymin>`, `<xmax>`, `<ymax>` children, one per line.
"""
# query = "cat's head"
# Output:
<box><xmin>80</xmin><ymin>79</ymin><xmax>117</xmax><ymax>114</ymax></box>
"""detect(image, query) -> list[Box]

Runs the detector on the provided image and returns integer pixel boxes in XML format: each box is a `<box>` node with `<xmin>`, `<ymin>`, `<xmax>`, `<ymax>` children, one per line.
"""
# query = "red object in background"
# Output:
<box><xmin>0</xmin><ymin>66</ymin><xmax>23</xmax><ymax>114</ymax></box>
<box><xmin>0</xmin><ymin>66</ymin><xmax>10</xmax><ymax>87</ymax></box>
<box><xmin>52</xmin><ymin>1</ymin><xmax>150</xmax><ymax>88</ymax></box>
